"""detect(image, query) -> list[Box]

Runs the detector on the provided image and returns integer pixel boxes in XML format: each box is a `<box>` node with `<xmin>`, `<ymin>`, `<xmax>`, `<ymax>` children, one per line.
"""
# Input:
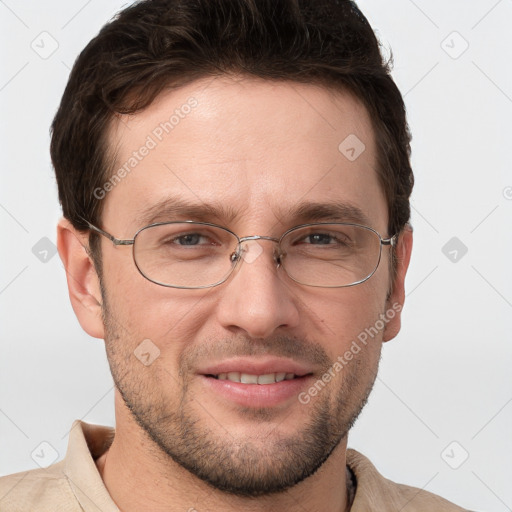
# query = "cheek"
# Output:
<box><xmin>307</xmin><ymin>280</ymin><xmax>387</xmax><ymax>345</ymax></box>
<box><xmin>102</xmin><ymin>259</ymin><xmax>216</xmax><ymax>362</ymax></box>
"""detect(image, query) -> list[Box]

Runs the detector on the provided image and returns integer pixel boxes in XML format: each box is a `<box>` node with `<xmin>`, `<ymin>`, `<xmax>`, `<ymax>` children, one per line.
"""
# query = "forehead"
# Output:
<box><xmin>103</xmin><ymin>75</ymin><xmax>387</xmax><ymax>234</ymax></box>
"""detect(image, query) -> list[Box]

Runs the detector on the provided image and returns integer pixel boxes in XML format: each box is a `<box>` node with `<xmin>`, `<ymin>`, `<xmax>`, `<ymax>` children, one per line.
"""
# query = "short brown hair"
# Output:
<box><xmin>51</xmin><ymin>0</ymin><xmax>413</xmax><ymax>268</ymax></box>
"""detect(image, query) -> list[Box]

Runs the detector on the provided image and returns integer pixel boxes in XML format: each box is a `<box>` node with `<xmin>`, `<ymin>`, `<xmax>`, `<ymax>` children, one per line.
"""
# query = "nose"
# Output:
<box><xmin>215</xmin><ymin>239</ymin><xmax>300</xmax><ymax>339</ymax></box>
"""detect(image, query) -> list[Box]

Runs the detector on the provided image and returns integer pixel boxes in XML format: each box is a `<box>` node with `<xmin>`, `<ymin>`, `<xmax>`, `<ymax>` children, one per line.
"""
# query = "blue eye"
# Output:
<box><xmin>175</xmin><ymin>233</ymin><xmax>203</xmax><ymax>246</ymax></box>
<box><xmin>304</xmin><ymin>233</ymin><xmax>335</xmax><ymax>245</ymax></box>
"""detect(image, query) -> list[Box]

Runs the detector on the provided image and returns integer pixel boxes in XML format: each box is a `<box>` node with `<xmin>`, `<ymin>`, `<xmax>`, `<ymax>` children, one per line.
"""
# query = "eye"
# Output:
<box><xmin>156</xmin><ymin>229</ymin><xmax>221</xmax><ymax>249</ymax></box>
<box><xmin>172</xmin><ymin>233</ymin><xmax>209</xmax><ymax>246</ymax></box>
<box><xmin>297</xmin><ymin>230</ymin><xmax>352</xmax><ymax>247</ymax></box>
<box><xmin>303</xmin><ymin>233</ymin><xmax>338</xmax><ymax>245</ymax></box>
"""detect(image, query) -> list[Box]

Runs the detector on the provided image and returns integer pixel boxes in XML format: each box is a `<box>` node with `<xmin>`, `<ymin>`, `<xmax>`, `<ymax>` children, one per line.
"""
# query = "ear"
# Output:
<box><xmin>57</xmin><ymin>217</ymin><xmax>105</xmax><ymax>339</ymax></box>
<box><xmin>382</xmin><ymin>225</ymin><xmax>413</xmax><ymax>342</ymax></box>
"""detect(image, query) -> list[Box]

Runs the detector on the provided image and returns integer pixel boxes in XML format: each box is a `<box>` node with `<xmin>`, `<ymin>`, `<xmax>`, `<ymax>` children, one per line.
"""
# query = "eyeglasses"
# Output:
<box><xmin>83</xmin><ymin>219</ymin><xmax>396</xmax><ymax>289</ymax></box>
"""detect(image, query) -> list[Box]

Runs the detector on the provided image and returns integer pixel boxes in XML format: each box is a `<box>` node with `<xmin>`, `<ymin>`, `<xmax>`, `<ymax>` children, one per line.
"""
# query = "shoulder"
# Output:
<box><xmin>347</xmin><ymin>448</ymin><xmax>470</xmax><ymax>511</ymax></box>
<box><xmin>0</xmin><ymin>461</ymin><xmax>79</xmax><ymax>512</ymax></box>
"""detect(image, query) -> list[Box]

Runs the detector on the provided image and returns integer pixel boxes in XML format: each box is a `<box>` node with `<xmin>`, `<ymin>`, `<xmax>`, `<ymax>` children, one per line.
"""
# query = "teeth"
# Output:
<box><xmin>241</xmin><ymin>373</ymin><xmax>258</xmax><ymax>384</ymax></box>
<box><xmin>215</xmin><ymin>372</ymin><xmax>297</xmax><ymax>384</ymax></box>
<box><xmin>257</xmin><ymin>374</ymin><xmax>275</xmax><ymax>384</ymax></box>
<box><xmin>227</xmin><ymin>372</ymin><xmax>241</xmax><ymax>382</ymax></box>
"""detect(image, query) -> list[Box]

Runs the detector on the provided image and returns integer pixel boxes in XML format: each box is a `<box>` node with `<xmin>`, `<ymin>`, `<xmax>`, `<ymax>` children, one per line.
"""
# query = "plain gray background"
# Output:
<box><xmin>1</xmin><ymin>1</ymin><xmax>511</xmax><ymax>510</ymax></box>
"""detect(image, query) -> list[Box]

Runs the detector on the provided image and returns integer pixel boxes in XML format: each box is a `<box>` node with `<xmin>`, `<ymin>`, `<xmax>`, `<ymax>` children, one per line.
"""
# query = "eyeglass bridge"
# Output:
<box><xmin>230</xmin><ymin>235</ymin><xmax>284</xmax><ymax>266</ymax></box>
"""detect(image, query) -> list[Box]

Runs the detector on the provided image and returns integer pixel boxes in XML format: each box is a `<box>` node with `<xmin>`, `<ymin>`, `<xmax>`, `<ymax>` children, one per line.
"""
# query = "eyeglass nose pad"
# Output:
<box><xmin>230</xmin><ymin>250</ymin><xmax>241</xmax><ymax>264</ymax></box>
<box><xmin>273</xmin><ymin>247</ymin><xmax>283</xmax><ymax>268</ymax></box>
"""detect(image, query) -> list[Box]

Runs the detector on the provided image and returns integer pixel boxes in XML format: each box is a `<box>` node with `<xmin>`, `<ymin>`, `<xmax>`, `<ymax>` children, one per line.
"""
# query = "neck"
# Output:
<box><xmin>96</xmin><ymin>396</ymin><xmax>353</xmax><ymax>512</ymax></box>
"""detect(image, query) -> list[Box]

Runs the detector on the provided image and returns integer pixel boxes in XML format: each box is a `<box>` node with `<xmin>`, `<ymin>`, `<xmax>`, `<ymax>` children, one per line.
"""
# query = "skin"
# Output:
<box><xmin>57</xmin><ymin>75</ymin><xmax>413</xmax><ymax>512</ymax></box>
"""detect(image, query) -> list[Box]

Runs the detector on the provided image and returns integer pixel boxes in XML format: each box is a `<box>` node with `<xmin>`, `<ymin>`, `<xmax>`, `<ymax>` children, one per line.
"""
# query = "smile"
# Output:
<box><xmin>210</xmin><ymin>372</ymin><xmax>299</xmax><ymax>384</ymax></box>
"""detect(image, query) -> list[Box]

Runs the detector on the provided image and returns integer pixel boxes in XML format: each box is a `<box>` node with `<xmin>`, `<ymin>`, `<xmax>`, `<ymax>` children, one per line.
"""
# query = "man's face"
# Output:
<box><xmin>97</xmin><ymin>76</ymin><xmax>398</xmax><ymax>496</ymax></box>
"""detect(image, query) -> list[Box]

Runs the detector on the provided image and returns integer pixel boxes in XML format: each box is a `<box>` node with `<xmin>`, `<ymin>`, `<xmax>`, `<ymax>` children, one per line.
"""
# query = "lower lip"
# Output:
<box><xmin>200</xmin><ymin>375</ymin><xmax>313</xmax><ymax>408</ymax></box>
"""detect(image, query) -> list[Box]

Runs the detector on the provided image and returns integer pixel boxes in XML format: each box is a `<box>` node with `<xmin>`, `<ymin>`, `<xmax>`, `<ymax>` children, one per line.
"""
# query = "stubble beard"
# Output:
<box><xmin>101</xmin><ymin>295</ymin><xmax>380</xmax><ymax>497</ymax></box>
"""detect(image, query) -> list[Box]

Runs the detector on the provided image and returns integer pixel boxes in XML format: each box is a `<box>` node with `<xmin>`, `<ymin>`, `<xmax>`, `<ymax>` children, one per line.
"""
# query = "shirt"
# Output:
<box><xmin>0</xmin><ymin>420</ymin><xmax>469</xmax><ymax>511</ymax></box>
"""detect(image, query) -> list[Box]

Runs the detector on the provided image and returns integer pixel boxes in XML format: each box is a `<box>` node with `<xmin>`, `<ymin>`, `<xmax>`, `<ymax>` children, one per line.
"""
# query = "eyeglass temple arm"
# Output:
<box><xmin>79</xmin><ymin>217</ymin><xmax>134</xmax><ymax>246</ymax></box>
<box><xmin>381</xmin><ymin>234</ymin><xmax>398</xmax><ymax>247</ymax></box>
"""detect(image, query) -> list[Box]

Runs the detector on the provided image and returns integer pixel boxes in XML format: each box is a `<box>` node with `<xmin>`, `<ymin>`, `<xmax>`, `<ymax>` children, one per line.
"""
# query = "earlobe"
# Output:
<box><xmin>57</xmin><ymin>218</ymin><xmax>105</xmax><ymax>339</ymax></box>
<box><xmin>383</xmin><ymin>225</ymin><xmax>413</xmax><ymax>342</ymax></box>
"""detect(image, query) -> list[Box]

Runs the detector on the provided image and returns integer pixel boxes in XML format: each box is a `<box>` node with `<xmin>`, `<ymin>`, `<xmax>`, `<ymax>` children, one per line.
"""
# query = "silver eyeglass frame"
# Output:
<box><xmin>81</xmin><ymin>218</ymin><xmax>397</xmax><ymax>289</ymax></box>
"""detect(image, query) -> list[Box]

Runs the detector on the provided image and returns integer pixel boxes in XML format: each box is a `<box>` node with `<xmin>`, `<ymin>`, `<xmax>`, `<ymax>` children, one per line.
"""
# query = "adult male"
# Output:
<box><xmin>0</xmin><ymin>0</ymin><xmax>469</xmax><ymax>510</ymax></box>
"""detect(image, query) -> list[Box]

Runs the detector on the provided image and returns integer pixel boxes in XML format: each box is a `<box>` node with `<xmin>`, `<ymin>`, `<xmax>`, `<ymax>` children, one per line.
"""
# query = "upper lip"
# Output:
<box><xmin>198</xmin><ymin>357</ymin><xmax>314</xmax><ymax>377</ymax></box>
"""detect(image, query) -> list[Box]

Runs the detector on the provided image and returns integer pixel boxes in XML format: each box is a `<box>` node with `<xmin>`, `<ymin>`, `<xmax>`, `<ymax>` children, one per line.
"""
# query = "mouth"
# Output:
<box><xmin>198</xmin><ymin>358</ymin><xmax>315</xmax><ymax>408</ymax></box>
<box><xmin>206</xmin><ymin>372</ymin><xmax>306</xmax><ymax>384</ymax></box>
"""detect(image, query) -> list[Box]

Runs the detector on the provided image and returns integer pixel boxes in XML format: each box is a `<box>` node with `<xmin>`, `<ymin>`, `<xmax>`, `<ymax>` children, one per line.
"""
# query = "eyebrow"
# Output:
<box><xmin>135</xmin><ymin>195</ymin><xmax>371</xmax><ymax>229</ymax></box>
<box><xmin>136</xmin><ymin>196</ymin><xmax>241</xmax><ymax>227</ymax></box>
<box><xmin>285</xmin><ymin>201</ymin><xmax>371</xmax><ymax>226</ymax></box>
